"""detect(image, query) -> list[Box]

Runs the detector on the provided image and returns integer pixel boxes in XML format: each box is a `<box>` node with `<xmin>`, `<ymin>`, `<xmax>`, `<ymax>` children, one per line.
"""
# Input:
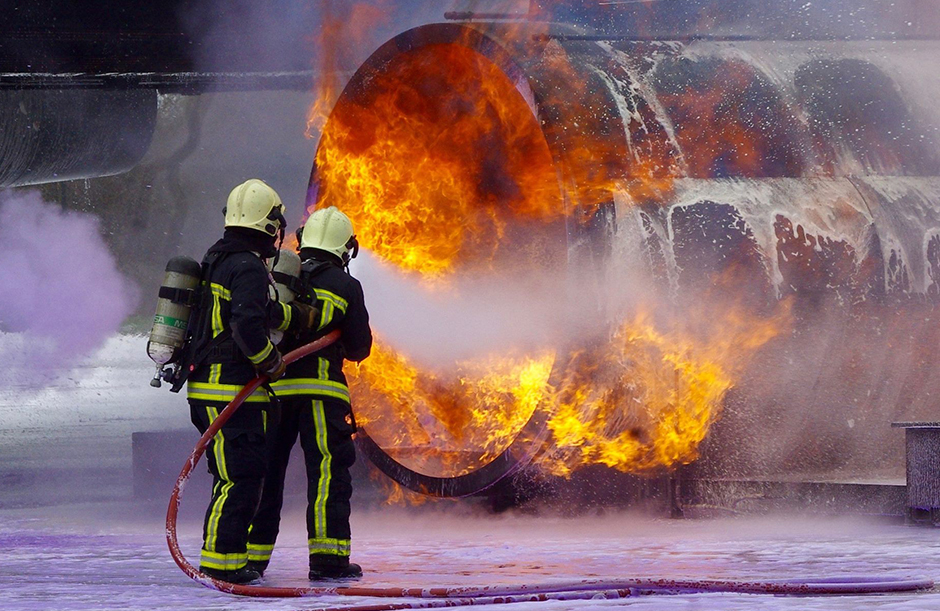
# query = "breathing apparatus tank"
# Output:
<box><xmin>270</xmin><ymin>249</ymin><xmax>302</xmax><ymax>303</ymax></box>
<box><xmin>268</xmin><ymin>249</ymin><xmax>303</xmax><ymax>345</ymax></box>
<box><xmin>147</xmin><ymin>256</ymin><xmax>202</xmax><ymax>387</ymax></box>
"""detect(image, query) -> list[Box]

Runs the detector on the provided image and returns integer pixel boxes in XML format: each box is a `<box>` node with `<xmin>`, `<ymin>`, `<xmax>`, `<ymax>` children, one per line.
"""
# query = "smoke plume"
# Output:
<box><xmin>0</xmin><ymin>190</ymin><xmax>138</xmax><ymax>385</ymax></box>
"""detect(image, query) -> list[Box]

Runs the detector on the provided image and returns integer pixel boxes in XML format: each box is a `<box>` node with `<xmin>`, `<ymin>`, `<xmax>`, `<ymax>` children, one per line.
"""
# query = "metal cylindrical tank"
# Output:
<box><xmin>0</xmin><ymin>88</ymin><xmax>157</xmax><ymax>187</ymax></box>
<box><xmin>310</xmin><ymin>22</ymin><xmax>940</xmax><ymax>495</ymax></box>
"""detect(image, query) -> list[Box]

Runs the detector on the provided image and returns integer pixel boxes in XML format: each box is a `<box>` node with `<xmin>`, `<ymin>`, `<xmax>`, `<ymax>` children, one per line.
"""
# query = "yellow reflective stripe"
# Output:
<box><xmin>188</xmin><ymin>390</ymin><xmax>270</xmax><ymax>403</ymax></box>
<box><xmin>314</xmin><ymin>289</ymin><xmax>346</xmax><ymax>331</ymax></box>
<box><xmin>268</xmin><ymin>378</ymin><xmax>350</xmax><ymax>402</ymax></box>
<box><xmin>210</xmin><ymin>283</ymin><xmax>232</xmax><ymax>300</ymax></box>
<box><xmin>312</xmin><ymin>399</ymin><xmax>331</xmax><ymax>540</ymax></box>
<box><xmin>201</xmin><ymin>549</ymin><xmax>248</xmax><ymax>561</ymax></box>
<box><xmin>187</xmin><ymin>382</ymin><xmax>270</xmax><ymax>403</ymax></box>
<box><xmin>276</xmin><ymin>301</ymin><xmax>291</xmax><ymax>332</ymax></box>
<box><xmin>211</xmin><ymin>295</ymin><xmax>223</xmax><ymax>334</ymax></box>
<box><xmin>200</xmin><ymin>549</ymin><xmax>248</xmax><ymax>570</ymax></box>
<box><xmin>247</xmin><ymin>340</ymin><xmax>274</xmax><ymax>365</ymax></box>
<box><xmin>208</xmin><ymin>407</ymin><xmax>229</xmax><ymax>481</ymax></box>
<box><xmin>204</xmin><ymin>406</ymin><xmax>231</xmax><ymax>553</ymax></box>
<box><xmin>206</xmin><ymin>481</ymin><xmax>233</xmax><ymax>552</ymax></box>
<box><xmin>208</xmin><ymin>282</ymin><xmax>231</xmax><ymax>385</ymax></box>
<box><xmin>272</xmin><ymin>387</ymin><xmax>349</xmax><ymax>401</ymax></box>
<box><xmin>314</xmin><ymin>289</ymin><xmax>347</xmax><ymax>313</ymax></box>
<box><xmin>209</xmin><ymin>289</ymin><xmax>224</xmax><ymax>385</ymax></box>
<box><xmin>205</xmin><ymin>480</ymin><xmax>222</xmax><ymax>551</ymax></box>
<box><xmin>271</xmin><ymin>377</ymin><xmax>347</xmax><ymax>391</ymax></box>
<box><xmin>247</xmin><ymin>542</ymin><xmax>275</xmax><ymax>552</ymax></box>
<box><xmin>308</xmin><ymin>538</ymin><xmax>350</xmax><ymax>556</ymax></box>
<box><xmin>247</xmin><ymin>542</ymin><xmax>275</xmax><ymax>562</ymax></box>
<box><xmin>318</xmin><ymin>357</ymin><xmax>329</xmax><ymax>380</ymax></box>
<box><xmin>318</xmin><ymin>301</ymin><xmax>332</xmax><ymax>330</ymax></box>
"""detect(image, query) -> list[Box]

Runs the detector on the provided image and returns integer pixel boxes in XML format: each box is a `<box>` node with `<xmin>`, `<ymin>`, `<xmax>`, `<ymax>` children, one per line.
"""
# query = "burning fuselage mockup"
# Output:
<box><xmin>308</xmin><ymin>14</ymin><xmax>940</xmax><ymax>498</ymax></box>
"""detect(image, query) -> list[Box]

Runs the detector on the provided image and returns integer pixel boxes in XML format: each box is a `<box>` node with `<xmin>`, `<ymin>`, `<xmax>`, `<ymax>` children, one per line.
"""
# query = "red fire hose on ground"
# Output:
<box><xmin>165</xmin><ymin>330</ymin><xmax>935</xmax><ymax>607</ymax></box>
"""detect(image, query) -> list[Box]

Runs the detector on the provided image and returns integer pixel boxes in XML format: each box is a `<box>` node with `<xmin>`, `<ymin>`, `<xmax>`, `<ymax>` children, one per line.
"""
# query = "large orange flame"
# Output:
<box><xmin>313</xmin><ymin>43</ymin><xmax>564</xmax><ymax>279</ymax></box>
<box><xmin>349</xmin><ymin>303</ymin><xmax>787</xmax><ymax>481</ymax></box>
<box><xmin>349</xmin><ymin>340</ymin><xmax>555</xmax><ymax>478</ymax></box>
<box><xmin>307</xmin><ymin>30</ymin><xmax>793</xmax><ymax>489</ymax></box>
<box><xmin>542</xmin><ymin>304</ymin><xmax>789</xmax><ymax>476</ymax></box>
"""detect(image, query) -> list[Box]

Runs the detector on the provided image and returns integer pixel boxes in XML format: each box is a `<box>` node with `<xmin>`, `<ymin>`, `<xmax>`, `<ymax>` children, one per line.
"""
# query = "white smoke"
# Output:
<box><xmin>351</xmin><ymin>250</ymin><xmax>572</xmax><ymax>364</ymax></box>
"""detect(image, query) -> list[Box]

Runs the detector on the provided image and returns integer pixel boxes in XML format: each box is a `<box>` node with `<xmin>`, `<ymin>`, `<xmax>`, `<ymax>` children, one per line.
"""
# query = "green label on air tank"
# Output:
<box><xmin>154</xmin><ymin>314</ymin><xmax>187</xmax><ymax>329</ymax></box>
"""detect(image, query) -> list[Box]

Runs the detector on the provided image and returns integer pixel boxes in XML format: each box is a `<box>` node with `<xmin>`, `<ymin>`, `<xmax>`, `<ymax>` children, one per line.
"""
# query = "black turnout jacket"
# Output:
<box><xmin>186</xmin><ymin>228</ymin><xmax>292</xmax><ymax>405</ymax></box>
<box><xmin>269</xmin><ymin>249</ymin><xmax>372</xmax><ymax>404</ymax></box>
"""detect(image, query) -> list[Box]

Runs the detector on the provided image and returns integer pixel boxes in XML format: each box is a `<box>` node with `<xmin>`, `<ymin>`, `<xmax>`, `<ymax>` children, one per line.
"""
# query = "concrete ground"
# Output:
<box><xmin>2</xmin><ymin>334</ymin><xmax>940</xmax><ymax>611</ymax></box>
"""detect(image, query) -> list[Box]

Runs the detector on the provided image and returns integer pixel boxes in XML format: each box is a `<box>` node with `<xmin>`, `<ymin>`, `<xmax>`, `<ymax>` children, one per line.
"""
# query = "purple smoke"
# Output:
<box><xmin>0</xmin><ymin>190</ymin><xmax>138</xmax><ymax>384</ymax></box>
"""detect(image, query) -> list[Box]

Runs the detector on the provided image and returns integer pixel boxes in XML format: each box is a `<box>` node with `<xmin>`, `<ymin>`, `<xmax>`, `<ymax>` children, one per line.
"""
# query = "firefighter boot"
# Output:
<box><xmin>245</xmin><ymin>560</ymin><xmax>268</xmax><ymax>578</ymax></box>
<box><xmin>308</xmin><ymin>554</ymin><xmax>362</xmax><ymax>580</ymax></box>
<box><xmin>201</xmin><ymin>565</ymin><xmax>263</xmax><ymax>584</ymax></box>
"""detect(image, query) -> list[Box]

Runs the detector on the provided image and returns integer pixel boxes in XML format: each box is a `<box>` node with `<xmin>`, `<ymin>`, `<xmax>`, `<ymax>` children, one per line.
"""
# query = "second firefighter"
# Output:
<box><xmin>247</xmin><ymin>206</ymin><xmax>373</xmax><ymax>581</ymax></box>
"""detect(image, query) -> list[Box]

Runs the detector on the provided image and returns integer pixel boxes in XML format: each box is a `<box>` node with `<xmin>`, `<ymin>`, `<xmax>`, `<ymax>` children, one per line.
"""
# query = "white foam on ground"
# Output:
<box><xmin>2</xmin><ymin>507</ymin><xmax>939</xmax><ymax>611</ymax></box>
<box><xmin>1</xmin><ymin>334</ymin><xmax>938</xmax><ymax>610</ymax></box>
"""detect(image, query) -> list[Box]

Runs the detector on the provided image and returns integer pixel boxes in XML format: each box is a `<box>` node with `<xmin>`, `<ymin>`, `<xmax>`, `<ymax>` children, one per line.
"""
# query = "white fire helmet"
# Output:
<box><xmin>223</xmin><ymin>179</ymin><xmax>285</xmax><ymax>237</ymax></box>
<box><xmin>299</xmin><ymin>206</ymin><xmax>359</xmax><ymax>263</ymax></box>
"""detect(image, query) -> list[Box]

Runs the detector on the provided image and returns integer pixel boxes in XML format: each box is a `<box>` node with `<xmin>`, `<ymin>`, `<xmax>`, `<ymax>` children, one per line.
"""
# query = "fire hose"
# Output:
<box><xmin>166</xmin><ymin>329</ymin><xmax>935</xmax><ymax>606</ymax></box>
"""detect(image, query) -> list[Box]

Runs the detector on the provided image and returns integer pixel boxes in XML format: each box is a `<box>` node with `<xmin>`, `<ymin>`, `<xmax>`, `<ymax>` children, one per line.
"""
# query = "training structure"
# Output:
<box><xmin>306</xmin><ymin>2</ymin><xmax>940</xmax><ymax>505</ymax></box>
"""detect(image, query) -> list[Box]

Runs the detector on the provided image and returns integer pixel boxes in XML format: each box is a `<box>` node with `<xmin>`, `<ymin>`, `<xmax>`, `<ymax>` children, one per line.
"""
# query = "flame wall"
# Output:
<box><xmin>311</xmin><ymin>22</ymin><xmax>940</xmax><ymax>494</ymax></box>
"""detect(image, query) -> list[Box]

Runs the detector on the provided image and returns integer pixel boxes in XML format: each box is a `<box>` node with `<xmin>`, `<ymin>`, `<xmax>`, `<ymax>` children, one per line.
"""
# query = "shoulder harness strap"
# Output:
<box><xmin>291</xmin><ymin>260</ymin><xmax>332</xmax><ymax>304</ymax></box>
<box><xmin>271</xmin><ymin>271</ymin><xmax>308</xmax><ymax>302</ymax></box>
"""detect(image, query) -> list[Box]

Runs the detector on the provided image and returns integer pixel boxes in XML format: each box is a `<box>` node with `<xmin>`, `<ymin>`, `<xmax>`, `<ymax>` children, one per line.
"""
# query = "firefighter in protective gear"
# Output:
<box><xmin>186</xmin><ymin>179</ymin><xmax>312</xmax><ymax>584</ymax></box>
<box><xmin>246</xmin><ymin>206</ymin><xmax>372</xmax><ymax>581</ymax></box>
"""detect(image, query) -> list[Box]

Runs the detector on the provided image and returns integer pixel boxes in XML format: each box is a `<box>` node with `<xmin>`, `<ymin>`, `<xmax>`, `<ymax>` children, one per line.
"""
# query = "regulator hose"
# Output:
<box><xmin>165</xmin><ymin>329</ymin><xmax>934</xmax><ymax>603</ymax></box>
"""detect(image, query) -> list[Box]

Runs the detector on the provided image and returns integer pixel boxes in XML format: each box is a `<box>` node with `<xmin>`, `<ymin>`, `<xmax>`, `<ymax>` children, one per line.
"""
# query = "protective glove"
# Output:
<box><xmin>257</xmin><ymin>348</ymin><xmax>287</xmax><ymax>381</ymax></box>
<box><xmin>290</xmin><ymin>301</ymin><xmax>320</xmax><ymax>332</ymax></box>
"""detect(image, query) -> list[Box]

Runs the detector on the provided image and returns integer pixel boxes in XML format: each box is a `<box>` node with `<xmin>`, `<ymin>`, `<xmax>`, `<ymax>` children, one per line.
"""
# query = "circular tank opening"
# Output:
<box><xmin>312</xmin><ymin>41</ymin><xmax>564</xmax><ymax>480</ymax></box>
<box><xmin>313</xmin><ymin>42</ymin><xmax>565</xmax><ymax>280</ymax></box>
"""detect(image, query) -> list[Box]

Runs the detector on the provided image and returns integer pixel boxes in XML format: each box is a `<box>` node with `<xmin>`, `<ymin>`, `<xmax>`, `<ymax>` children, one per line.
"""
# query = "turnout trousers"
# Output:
<box><xmin>247</xmin><ymin>396</ymin><xmax>356</xmax><ymax>569</ymax></box>
<box><xmin>189</xmin><ymin>399</ymin><xmax>274</xmax><ymax>572</ymax></box>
